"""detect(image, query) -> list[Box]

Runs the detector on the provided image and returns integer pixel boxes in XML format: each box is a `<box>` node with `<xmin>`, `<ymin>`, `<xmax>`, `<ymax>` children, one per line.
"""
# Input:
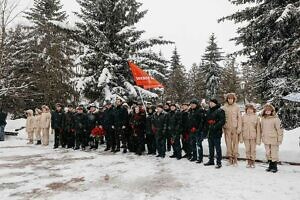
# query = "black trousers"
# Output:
<box><xmin>208</xmin><ymin>137</ymin><xmax>222</xmax><ymax>165</ymax></box>
<box><xmin>156</xmin><ymin>136</ymin><xmax>166</xmax><ymax>157</ymax></box>
<box><xmin>75</xmin><ymin>129</ymin><xmax>86</xmax><ymax>149</ymax></box>
<box><xmin>111</xmin><ymin>128</ymin><xmax>121</xmax><ymax>150</ymax></box>
<box><xmin>54</xmin><ymin>128</ymin><xmax>66</xmax><ymax>147</ymax></box>
<box><xmin>172</xmin><ymin>135</ymin><xmax>182</xmax><ymax>158</ymax></box>
<box><xmin>146</xmin><ymin>134</ymin><xmax>156</xmax><ymax>154</ymax></box>
<box><xmin>66</xmin><ymin>130</ymin><xmax>75</xmax><ymax>148</ymax></box>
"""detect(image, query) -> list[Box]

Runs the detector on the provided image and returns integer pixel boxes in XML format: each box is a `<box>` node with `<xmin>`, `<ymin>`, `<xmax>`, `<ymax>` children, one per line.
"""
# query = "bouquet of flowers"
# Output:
<box><xmin>91</xmin><ymin>126</ymin><xmax>105</xmax><ymax>138</ymax></box>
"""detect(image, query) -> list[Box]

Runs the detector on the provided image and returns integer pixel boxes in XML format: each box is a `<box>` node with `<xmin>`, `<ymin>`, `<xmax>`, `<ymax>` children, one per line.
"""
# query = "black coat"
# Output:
<box><xmin>130</xmin><ymin>113</ymin><xmax>146</xmax><ymax>136</ymax></box>
<box><xmin>86</xmin><ymin>112</ymin><xmax>100</xmax><ymax>131</ymax></box>
<box><xmin>151</xmin><ymin>111</ymin><xmax>167</xmax><ymax>138</ymax></box>
<box><xmin>0</xmin><ymin>111</ymin><xmax>7</xmax><ymax>126</ymax></box>
<box><xmin>103</xmin><ymin>107</ymin><xmax>114</xmax><ymax>131</ymax></box>
<box><xmin>51</xmin><ymin>110</ymin><xmax>65</xmax><ymax>129</ymax></box>
<box><xmin>112</xmin><ymin>105</ymin><xmax>128</xmax><ymax>128</ymax></box>
<box><xmin>181</xmin><ymin>110</ymin><xmax>189</xmax><ymax>133</ymax></box>
<box><xmin>73</xmin><ymin>113</ymin><xmax>88</xmax><ymax>131</ymax></box>
<box><xmin>64</xmin><ymin>111</ymin><xmax>75</xmax><ymax>131</ymax></box>
<box><xmin>166</xmin><ymin>110</ymin><xmax>182</xmax><ymax>137</ymax></box>
<box><xmin>187</xmin><ymin>107</ymin><xmax>206</xmax><ymax>132</ymax></box>
<box><xmin>145</xmin><ymin>113</ymin><xmax>153</xmax><ymax>135</ymax></box>
<box><xmin>204</xmin><ymin>105</ymin><xmax>225</xmax><ymax>138</ymax></box>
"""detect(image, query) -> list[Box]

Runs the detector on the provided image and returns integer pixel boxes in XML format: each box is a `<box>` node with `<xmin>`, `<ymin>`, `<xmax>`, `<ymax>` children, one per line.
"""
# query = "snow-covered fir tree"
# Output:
<box><xmin>187</xmin><ymin>62</ymin><xmax>206</xmax><ymax>101</ymax></box>
<box><xmin>0</xmin><ymin>25</ymin><xmax>35</xmax><ymax>113</ymax></box>
<box><xmin>220</xmin><ymin>0</ymin><xmax>300</xmax><ymax>129</ymax></box>
<box><xmin>201</xmin><ymin>33</ymin><xmax>224</xmax><ymax>100</ymax></box>
<box><xmin>241</xmin><ymin>63</ymin><xmax>260</xmax><ymax>103</ymax></box>
<box><xmin>24</xmin><ymin>0</ymin><xmax>78</xmax><ymax>107</ymax></box>
<box><xmin>220</xmin><ymin>55</ymin><xmax>241</xmax><ymax>98</ymax></box>
<box><xmin>76</xmin><ymin>0</ymin><xmax>172</xmax><ymax>102</ymax></box>
<box><xmin>165</xmin><ymin>47</ymin><xmax>188</xmax><ymax>103</ymax></box>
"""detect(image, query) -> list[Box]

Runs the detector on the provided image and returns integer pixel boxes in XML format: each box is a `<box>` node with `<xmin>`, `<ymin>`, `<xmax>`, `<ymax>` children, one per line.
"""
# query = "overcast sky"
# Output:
<box><xmin>15</xmin><ymin>0</ymin><xmax>242</xmax><ymax>68</ymax></box>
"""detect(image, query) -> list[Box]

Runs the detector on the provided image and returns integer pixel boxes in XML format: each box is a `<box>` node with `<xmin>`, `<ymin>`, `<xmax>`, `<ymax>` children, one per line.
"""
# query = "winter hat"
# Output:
<box><xmin>262</xmin><ymin>103</ymin><xmax>276</xmax><ymax>117</ymax></box>
<box><xmin>156</xmin><ymin>104</ymin><xmax>164</xmax><ymax>109</ymax></box>
<box><xmin>55</xmin><ymin>103</ymin><xmax>62</xmax><ymax>107</ymax></box>
<box><xmin>245</xmin><ymin>103</ymin><xmax>257</xmax><ymax>113</ymax></box>
<box><xmin>182</xmin><ymin>102</ymin><xmax>189</xmax><ymax>106</ymax></box>
<box><xmin>122</xmin><ymin>103</ymin><xmax>129</xmax><ymax>108</ymax></box>
<box><xmin>225</xmin><ymin>93</ymin><xmax>237</xmax><ymax>103</ymax></box>
<box><xmin>209</xmin><ymin>98</ymin><xmax>219</xmax><ymax>105</ymax></box>
<box><xmin>190</xmin><ymin>99</ymin><xmax>199</xmax><ymax>105</ymax></box>
<box><xmin>170</xmin><ymin>103</ymin><xmax>176</xmax><ymax>107</ymax></box>
<box><xmin>76</xmin><ymin>106</ymin><xmax>83</xmax><ymax>111</ymax></box>
<box><xmin>88</xmin><ymin>103</ymin><xmax>97</xmax><ymax>109</ymax></box>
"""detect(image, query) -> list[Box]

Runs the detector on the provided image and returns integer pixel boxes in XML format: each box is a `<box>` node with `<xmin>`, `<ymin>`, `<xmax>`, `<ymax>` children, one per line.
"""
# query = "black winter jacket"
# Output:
<box><xmin>204</xmin><ymin>105</ymin><xmax>225</xmax><ymax>138</ymax></box>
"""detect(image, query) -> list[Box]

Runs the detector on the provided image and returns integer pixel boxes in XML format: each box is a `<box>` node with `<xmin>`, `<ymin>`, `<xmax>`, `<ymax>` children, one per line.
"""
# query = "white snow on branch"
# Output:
<box><xmin>145</xmin><ymin>69</ymin><xmax>166</xmax><ymax>79</ymax></box>
<box><xmin>276</xmin><ymin>4</ymin><xmax>298</xmax><ymax>23</ymax></box>
<box><xmin>134</xmin><ymin>86</ymin><xmax>158</xmax><ymax>99</ymax></box>
<box><xmin>124</xmin><ymin>82</ymin><xmax>138</xmax><ymax>97</ymax></box>
<box><xmin>49</xmin><ymin>20</ymin><xmax>79</xmax><ymax>31</ymax></box>
<box><xmin>283</xmin><ymin>93</ymin><xmax>300</xmax><ymax>103</ymax></box>
<box><xmin>98</xmin><ymin>68</ymin><xmax>112</xmax><ymax>87</ymax></box>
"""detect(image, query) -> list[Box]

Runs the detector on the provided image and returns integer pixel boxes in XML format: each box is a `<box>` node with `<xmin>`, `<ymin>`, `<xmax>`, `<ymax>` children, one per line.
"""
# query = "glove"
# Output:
<box><xmin>122</xmin><ymin>126</ymin><xmax>126</xmax><ymax>129</ymax></box>
<box><xmin>190</xmin><ymin>127</ymin><xmax>197</xmax><ymax>133</ymax></box>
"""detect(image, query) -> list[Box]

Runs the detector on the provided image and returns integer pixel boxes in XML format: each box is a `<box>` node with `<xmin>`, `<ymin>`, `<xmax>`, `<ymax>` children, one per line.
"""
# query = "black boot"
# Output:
<box><xmin>271</xmin><ymin>161</ymin><xmax>278</xmax><ymax>173</ymax></box>
<box><xmin>266</xmin><ymin>160</ymin><xmax>272</xmax><ymax>172</ymax></box>
<box><xmin>169</xmin><ymin>154</ymin><xmax>176</xmax><ymax>158</ymax></box>
<box><xmin>36</xmin><ymin>140</ymin><xmax>42</xmax><ymax>145</ymax></box>
<box><xmin>204</xmin><ymin>160</ymin><xmax>215</xmax><ymax>166</ymax></box>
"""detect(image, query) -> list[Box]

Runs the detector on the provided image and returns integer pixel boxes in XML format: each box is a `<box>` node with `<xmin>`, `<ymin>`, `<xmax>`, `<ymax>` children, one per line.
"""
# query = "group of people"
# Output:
<box><xmin>22</xmin><ymin>93</ymin><xmax>283</xmax><ymax>173</ymax></box>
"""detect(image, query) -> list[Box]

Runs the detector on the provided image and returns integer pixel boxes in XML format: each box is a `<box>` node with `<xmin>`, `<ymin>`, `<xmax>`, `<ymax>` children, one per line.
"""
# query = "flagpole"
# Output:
<box><xmin>136</xmin><ymin>86</ymin><xmax>148</xmax><ymax>116</ymax></box>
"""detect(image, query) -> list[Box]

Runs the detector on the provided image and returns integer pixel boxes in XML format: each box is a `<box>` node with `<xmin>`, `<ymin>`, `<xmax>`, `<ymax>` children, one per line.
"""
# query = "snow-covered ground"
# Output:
<box><xmin>0</xmin><ymin>119</ymin><xmax>300</xmax><ymax>200</ymax></box>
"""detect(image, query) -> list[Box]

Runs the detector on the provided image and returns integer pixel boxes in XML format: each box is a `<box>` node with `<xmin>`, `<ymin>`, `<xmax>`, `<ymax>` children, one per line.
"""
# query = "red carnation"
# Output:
<box><xmin>91</xmin><ymin>127</ymin><xmax>105</xmax><ymax>138</ymax></box>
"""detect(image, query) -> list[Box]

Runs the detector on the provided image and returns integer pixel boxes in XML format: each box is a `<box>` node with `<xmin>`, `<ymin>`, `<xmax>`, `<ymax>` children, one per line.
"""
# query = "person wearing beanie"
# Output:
<box><xmin>145</xmin><ymin>105</ymin><xmax>156</xmax><ymax>155</ymax></box>
<box><xmin>64</xmin><ymin>105</ymin><xmax>75</xmax><ymax>149</ymax></box>
<box><xmin>111</xmin><ymin>98</ymin><xmax>128</xmax><ymax>153</ymax></box>
<box><xmin>180</xmin><ymin>102</ymin><xmax>190</xmax><ymax>159</ymax></box>
<box><xmin>167</xmin><ymin>103</ymin><xmax>182</xmax><ymax>160</ymax></box>
<box><xmin>152</xmin><ymin>104</ymin><xmax>168</xmax><ymax>158</ymax></box>
<box><xmin>222</xmin><ymin>93</ymin><xmax>242</xmax><ymax>166</ymax></box>
<box><xmin>187</xmin><ymin>99</ymin><xmax>206</xmax><ymax>163</ymax></box>
<box><xmin>74</xmin><ymin>106</ymin><xmax>88</xmax><ymax>150</ymax></box>
<box><xmin>103</xmin><ymin>101</ymin><xmax>114</xmax><ymax>151</ymax></box>
<box><xmin>51</xmin><ymin>103</ymin><xmax>66</xmax><ymax>149</ymax></box>
<box><xmin>261</xmin><ymin>103</ymin><xmax>283</xmax><ymax>173</ymax></box>
<box><xmin>204</xmin><ymin>99</ymin><xmax>225</xmax><ymax>169</ymax></box>
<box><xmin>242</xmin><ymin>104</ymin><xmax>261</xmax><ymax>168</ymax></box>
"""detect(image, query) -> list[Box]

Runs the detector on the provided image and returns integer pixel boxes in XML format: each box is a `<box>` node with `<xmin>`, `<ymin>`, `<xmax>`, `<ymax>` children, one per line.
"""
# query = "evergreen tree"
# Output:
<box><xmin>220</xmin><ymin>55</ymin><xmax>241</xmax><ymax>97</ymax></box>
<box><xmin>0</xmin><ymin>25</ymin><xmax>35</xmax><ymax>113</ymax></box>
<box><xmin>76</xmin><ymin>0</ymin><xmax>172</xmax><ymax>102</ymax></box>
<box><xmin>187</xmin><ymin>63</ymin><xmax>206</xmax><ymax>101</ymax></box>
<box><xmin>220</xmin><ymin>0</ymin><xmax>300</xmax><ymax>129</ymax></box>
<box><xmin>165</xmin><ymin>47</ymin><xmax>188</xmax><ymax>103</ymax></box>
<box><xmin>241</xmin><ymin>63</ymin><xmax>260</xmax><ymax>103</ymax></box>
<box><xmin>24</xmin><ymin>0</ymin><xmax>78</xmax><ymax>107</ymax></box>
<box><xmin>201</xmin><ymin>33</ymin><xmax>224</xmax><ymax>99</ymax></box>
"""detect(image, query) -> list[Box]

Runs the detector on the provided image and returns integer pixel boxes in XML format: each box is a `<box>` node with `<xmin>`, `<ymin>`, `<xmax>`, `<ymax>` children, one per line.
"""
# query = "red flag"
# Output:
<box><xmin>128</xmin><ymin>61</ymin><xmax>164</xmax><ymax>89</ymax></box>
